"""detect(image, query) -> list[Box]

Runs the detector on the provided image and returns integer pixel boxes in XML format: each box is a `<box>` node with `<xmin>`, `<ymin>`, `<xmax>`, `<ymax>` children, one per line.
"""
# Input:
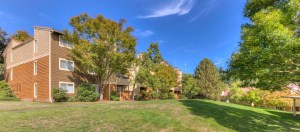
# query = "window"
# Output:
<box><xmin>59</xmin><ymin>35</ymin><xmax>73</xmax><ymax>49</ymax></box>
<box><xmin>10</xmin><ymin>52</ymin><xmax>13</xmax><ymax>62</ymax></box>
<box><xmin>10</xmin><ymin>68</ymin><xmax>13</xmax><ymax>81</ymax></box>
<box><xmin>59</xmin><ymin>58</ymin><xmax>74</xmax><ymax>71</ymax></box>
<box><xmin>59</xmin><ymin>82</ymin><xmax>74</xmax><ymax>93</ymax></box>
<box><xmin>34</xmin><ymin>83</ymin><xmax>37</xmax><ymax>98</ymax></box>
<box><xmin>34</xmin><ymin>61</ymin><xmax>37</xmax><ymax>75</ymax></box>
<box><xmin>34</xmin><ymin>40</ymin><xmax>38</xmax><ymax>53</ymax></box>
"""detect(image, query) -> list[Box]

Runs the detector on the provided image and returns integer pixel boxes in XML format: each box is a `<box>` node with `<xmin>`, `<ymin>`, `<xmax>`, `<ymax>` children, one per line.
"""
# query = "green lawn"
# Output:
<box><xmin>0</xmin><ymin>100</ymin><xmax>299</xmax><ymax>132</ymax></box>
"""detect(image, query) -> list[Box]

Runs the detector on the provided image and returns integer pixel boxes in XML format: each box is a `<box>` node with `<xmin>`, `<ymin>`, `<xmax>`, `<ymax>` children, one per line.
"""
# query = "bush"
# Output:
<box><xmin>134</xmin><ymin>94</ymin><xmax>143</xmax><ymax>101</ymax></box>
<box><xmin>77</xmin><ymin>83</ymin><xmax>99</xmax><ymax>102</ymax></box>
<box><xmin>151</xmin><ymin>91</ymin><xmax>159</xmax><ymax>99</ymax></box>
<box><xmin>160</xmin><ymin>92</ymin><xmax>169</xmax><ymax>100</ymax></box>
<box><xmin>0</xmin><ymin>81</ymin><xmax>15</xmax><ymax>98</ymax></box>
<box><xmin>168</xmin><ymin>92</ymin><xmax>176</xmax><ymax>99</ymax></box>
<box><xmin>53</xmin><ymin>88</ymin><xmax>69</xmax><ymax>102</ymax></box>
<box><xmin>67</xmin><ymin>96</ymin><xmax>79</xmax><ymax>102</ymax></box>
<box><xmin>110</xmin><ymin>91</ymin><xmax>120</xmax><ymax>101</ymax></box>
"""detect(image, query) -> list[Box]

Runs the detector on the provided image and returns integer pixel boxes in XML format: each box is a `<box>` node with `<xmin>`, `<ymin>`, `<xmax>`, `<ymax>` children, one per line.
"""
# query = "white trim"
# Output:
<box><xmin>34</xmin><ymin>60</ymin><xmax>37</xmax><ymax>75</ymax></box>
<box><xmin>59</xmin><ymin>81</ymin><xmax>75</xmax><ymax>93</ymax></box>
<box><xmin>34</xmin><ymin>83</ymin><xmax>38</xmax><ymax>98</ymax></box>
<box><xmin>10</xmin><ymin>68</ymin><xmax>13</xmax><ymax>81</ymax></box>
<box><xmin>33</xmin><ymin>39</ymin><xmax>38</xmax><ymax>53</ymax></box>
<box><xmin>59</xmin><ymin>35</ymin><xmax>73</xmax><ymax>49</ymax></box>
<box><xmin>49</xmin><ymin>31</ymin><xmax>53</xmax><ymax>103</ymax></box>
<box><xmin>59</xmin><ymin>58</ymin><xmax>74</xmax><ymax>71</ymax></box>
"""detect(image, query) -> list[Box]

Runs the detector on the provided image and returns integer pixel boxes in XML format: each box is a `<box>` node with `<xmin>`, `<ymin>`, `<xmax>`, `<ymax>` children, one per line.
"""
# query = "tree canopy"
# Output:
<box><xmin>11</xmin><ymin>30</ymin><xmax>32</xmax><ymax>42</ymax></box>
<box><xmin>229</xmin><ymin>0</ymin><xmax>300</xmax><ymax>90</ymax></box>
<box><xmin>182</xmin><ymin>74</ymin><xmax>201</xmax><ymax>99</ymax></box>
<box><xmin>64</xmin><ymin>13</ymin><xmax>136</xmax><ymax>99</ymax></box>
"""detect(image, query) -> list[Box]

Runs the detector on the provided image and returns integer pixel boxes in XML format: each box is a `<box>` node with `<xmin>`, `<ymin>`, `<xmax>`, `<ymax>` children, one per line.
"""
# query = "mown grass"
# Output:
<box><xmin>0</xmin><ymin>99</ymin><xmax>299</xmax><ymax>132</ymax></box>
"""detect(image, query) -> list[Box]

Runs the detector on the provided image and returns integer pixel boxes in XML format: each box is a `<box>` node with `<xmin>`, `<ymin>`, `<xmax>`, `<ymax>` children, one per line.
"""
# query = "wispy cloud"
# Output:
<box><xmin>138</xmin><ymin>0</ymin><xmax>195</xmax><ymax>18</ymax></box>
<box><xmin>189</xmin><ymin>0</ymin><xmax>217</xmax><ymax>23</ymax></box>
<box><xmin>134</xmin><ymin>29</ymin><xmax>154</xmax><ymax>37</ymax></box>
<box><xmin>38</xmin><ymin>13</ymin><xmax>50</xmax><ymax>20</ymax></box>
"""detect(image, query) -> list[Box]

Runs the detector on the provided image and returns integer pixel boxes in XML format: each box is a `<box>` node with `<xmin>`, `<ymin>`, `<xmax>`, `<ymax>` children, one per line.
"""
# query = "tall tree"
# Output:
<box><xmin>229</xmin><ymin>0</ymin><xmax>300</xmax><ymax>90</ymax></box>
<box><xmin>136</xmin><ymin>43</ymin><xmax>178</xmax><ymax>98</ymax></box>
<box><xmin>195</xmin><ymin>58</ymin><xmax>225</xmax><ymax>100</ymax></box>
<box><xmin>182</xmin><ymin>74</ymin><xmax>200</xmax><ymax>99</ymax></box>
<box><xmin>64</xmin><ymin>13</ymin><xmax>136</xmax><ymax>100</ymax></box>
<box><xmin>0</xmin><ymin>28</ymin><xmax>8</xmax><ymax>80</ymax></box>
<box><xmin>11</xmin><ymin>30</ymin><xmax>32</xmax><ymax>42</ymax></box>
<box><xmin>147</xmin><ymin>43</ymin><xmax>163</xmax><ymax>64</ymax></box>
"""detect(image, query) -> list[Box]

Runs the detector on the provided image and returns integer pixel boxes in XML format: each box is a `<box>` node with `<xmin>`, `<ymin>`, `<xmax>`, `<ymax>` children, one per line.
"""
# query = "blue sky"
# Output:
<box><xmin>0</xmin><ymin>0</ymin><xmax>249</xmax><ymax>74</ymax></box>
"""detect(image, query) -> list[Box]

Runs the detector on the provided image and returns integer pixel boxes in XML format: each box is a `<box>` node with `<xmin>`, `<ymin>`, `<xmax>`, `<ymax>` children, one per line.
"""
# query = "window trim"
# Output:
<box><xmin>59</xmin><ymin>58</ymin><xmax>74</xmax><ymax>71</ymax></box>
<box><xmin>59</xmin><ymin>81</ymin><xmax>75</xmax><ymax>93</ymax></box>
<box><xmin>34</xmin><ymin>40</ymin><xmax>38</xmax><ymax>53</ymax></box>
<box><xmin>34</xmin><ymin>83</ymin><xmax>37</xmax><ymax>98</ymax></box>
<box><xmin>59</xmin><ymin>35</ymin><xmax>73</xmax><ymax>49</ymax></box>
<box><xmin>10</xmin><ymin>68</ymin><xmax>13</xmax><ymax>81</ymax></box>
<box><xmin>34</xmin><ymin>61</ymin><xmax>37</xmax><ymax>75</ymax></box>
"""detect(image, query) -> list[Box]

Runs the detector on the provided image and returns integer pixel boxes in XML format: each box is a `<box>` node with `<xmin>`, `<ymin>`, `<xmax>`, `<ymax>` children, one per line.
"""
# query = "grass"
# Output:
<box><xmin>0</xmin><ymin>99</ymin><xmax>299</xmax><ymax>132</ymax></box>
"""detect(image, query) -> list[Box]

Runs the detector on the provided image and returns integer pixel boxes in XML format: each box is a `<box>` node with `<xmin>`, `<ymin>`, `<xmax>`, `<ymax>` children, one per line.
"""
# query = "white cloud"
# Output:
<box><xmin>135</xmin><ymin>29</ymin><xmax>154</xmax><ymax>37</ymax></box>
<box><xmin>38</xmin><ymin>13</ymin><xmax>50</xmax><ymax>20</ymax></box>
<box><xmin>138</xmin><ymin>0</ymin><xmax>195</xmax><ymax>18</ymax></box>
<box><xmin>189</xmin><ymin>0</ymin><xmax>217</xmax><ymax>23</ymax></box>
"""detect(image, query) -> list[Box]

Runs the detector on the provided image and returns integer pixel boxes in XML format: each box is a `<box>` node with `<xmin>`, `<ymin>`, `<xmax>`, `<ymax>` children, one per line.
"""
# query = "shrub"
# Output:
<box><xmin>151</xmin><ymin>91</ymin><xmax>159</xmax><ymax>99</ymax></box>
<box><xmin>77</xmin><ymin>83</ymin><xmax>99</xmax><ymax>102</ymax></box>
<box><xmin>134</xmin><ymin>94</ymin><xmax>143</xmax><ymax>101</ymax></box>
<box><xmin>67</xmin><ymin>96</ymin><xmax>79</xmax><ymax>102</ymax></box>
<box><xmin>168</xmin><ymin>92</ymin><xmax>176</xmax><ymax>99</ymax></box>
<box><xmin>0</xmin><ymin>81</ymin><xmax>15</xmax><ymax>98</ymax></box>
<box><xmin>53</xmin><ymin>88</ymin><xmax>69</xmax><ymax>102</ymax></box>
<box><xmin>110</xmin><ymin>91</ymin><xmax>120</xmax><ymax>101</ymax></box>
<box><xmin>160</xmin><ymin>92</ymin><xmax>169</xmax><ymax>100</ymax></box>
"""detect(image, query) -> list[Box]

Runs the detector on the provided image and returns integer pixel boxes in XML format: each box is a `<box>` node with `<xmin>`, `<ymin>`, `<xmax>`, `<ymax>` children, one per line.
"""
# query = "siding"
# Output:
<box><xmin>50</xmin><ymin>32</ymin><xmax>76</xmax><ymax>96</ymax></box>
<box><xmin>6</xmin><ymin>56</ymin><xmax>49</xmax><ymax>102</ymax></box>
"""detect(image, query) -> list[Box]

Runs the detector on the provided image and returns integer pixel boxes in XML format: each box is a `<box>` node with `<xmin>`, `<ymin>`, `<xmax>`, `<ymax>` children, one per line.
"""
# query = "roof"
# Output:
<box><xmin>282</xmin><ymin>96</ymin><xmax>300</xmax><ymax>99</ymax></box>
<box><xmin>34</xmin><ymin>26</ymin><xmax>64</xmax><ymax>35</ymax></box>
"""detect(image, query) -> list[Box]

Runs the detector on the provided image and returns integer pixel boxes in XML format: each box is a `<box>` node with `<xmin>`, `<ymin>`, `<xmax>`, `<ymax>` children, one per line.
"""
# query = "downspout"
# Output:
<box><xmin>48</xmin><ymin>31</ymin><xmax>53</xmax><ymax>103</ymax></box>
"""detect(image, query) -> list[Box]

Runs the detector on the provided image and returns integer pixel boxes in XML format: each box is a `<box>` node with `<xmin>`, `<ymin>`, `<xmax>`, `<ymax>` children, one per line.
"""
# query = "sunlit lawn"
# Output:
<box><xmin>0</xmin><ymin>99</ymin><xmax>299</xmax><ymax>132</ymax></box>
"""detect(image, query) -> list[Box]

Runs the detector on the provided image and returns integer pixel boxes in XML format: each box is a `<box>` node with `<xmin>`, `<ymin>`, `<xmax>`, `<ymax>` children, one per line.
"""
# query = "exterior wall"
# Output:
<box><xmin>6</xmin><ymin>56</ymin><xmax>49</xmax><ymax>102</ymax></box>
<box><xmin>50</xmin><ymin>33</ymin><xmax>76</xmax><ymax>96</ymax></box>
<box><xmin>4</xmin><ymin>27</ymin><xmax>51</xmax><ymax>102</ymax></box>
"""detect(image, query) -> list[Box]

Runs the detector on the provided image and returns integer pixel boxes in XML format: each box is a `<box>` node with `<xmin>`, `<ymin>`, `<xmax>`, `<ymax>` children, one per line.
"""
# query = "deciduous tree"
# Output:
<box><xmin>11</xmin><ymin>30</ymin><xmax>32</xmax><ymax>42</ymax></box>
<box><xmin>229</xmin><ymin>0</ymin><xmax>300</xmax><ymax>90</ymax></box>
<box><xmin>182</xmin><ymin>74</ymin><xmax>200</xmax><ymax>99</ymax></box>
<box><xmin>64</xmin><ymin>13</ymin><xmax>136</xmax><ymax>100</ymax></box>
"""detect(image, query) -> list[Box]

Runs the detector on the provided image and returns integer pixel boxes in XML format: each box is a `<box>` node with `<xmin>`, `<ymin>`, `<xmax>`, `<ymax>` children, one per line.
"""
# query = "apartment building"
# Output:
<box><xmin>3</xmin><ymin>26</ymin><xmax>183</xmax><ymax>102</ymax></box>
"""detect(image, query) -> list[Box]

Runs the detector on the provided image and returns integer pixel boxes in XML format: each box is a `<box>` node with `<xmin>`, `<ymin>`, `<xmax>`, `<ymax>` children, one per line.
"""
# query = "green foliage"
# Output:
<box><xmin>182</xmin><ymin>74</ymin><xmax>200</xmax><ymax>99</ymax></box>
<box><xmin>159</xmin><ymin>92</ymin><xmax>169</xmax><ymax>100</ymax></box>
<box><xmin>243</xmin><ymin>89</ymin><xmax>267</xmax><ymax>106</ymax></box>
<box><xmin>64</xmin><ymin>13</ymin><xmax>136</xmax><ymax>98</ymax></box>
<box><xmin>229</xmin><ymin>0</ymin><xmax>300</xmax><ymax>90</ymax></box>
<box><xmin>67</xmin><ymin>96</ymin><xmax>79</xmax><ymax>102</ymax></box>
<box><xmin>168</xmin><ymin>92</ymin><xmax>176</xmax><ymax>99</ymax></box>
<box><xmin>151</xmin><ymin>91</ymin><xmax>159</xmax><ymax>99</ymax></box>
<box><xmin>77</xmin><ymin>83</ymin><xmax>99</xmax><ymax>102</ymax></box>
<box><xmin>0</xmin><ymin>81</ymin><xmax>15</xmax><ymax>98</ymax></box>
<box><xmin>195</xmin><ymin>58</ymin><xmax>226</xmax><ymax>100</ymax></box>
<box><xmin>11</xmin><ymin>30</ymin><xmax>32</xmax><ymax>42</ymax></box>
<box><xmin>134</xmin><ymin>94</ymin><xmax>143</xmax><ymax>101</ymax></box>
<box><xmin>110</xmin><ymin>91</ymin><xmax>120</xmax><ymax>101</ymax></box>
<box><xmin>228</xmin><ymin>87</ymin><xmax>245</xmax><ymax>103</ymax></box>
<box><xmin>136</xmin><ymin>43</ymin><xmax>179</xmax><ymax>97</ymax></box>
<box><xmin>52</xmin><ymin>88</ymin><xmax>69</xmax><ymax>102</ymax></box>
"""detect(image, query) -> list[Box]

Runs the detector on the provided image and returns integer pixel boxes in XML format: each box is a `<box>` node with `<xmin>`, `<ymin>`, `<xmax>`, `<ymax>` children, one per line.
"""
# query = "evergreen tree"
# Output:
<box><xmin>182</xmin><ymin>74</ymin><xmax>200</xmax><ymax>99</ymax></box>
<box><xmin>147</xmin><ymin>43</ymin><xmax>164</xmax><ymax>64</ymax></box>
<box><xmin>195</xmin><ymin>58</ymin><xmax>225</xmax><ymax>100</ymax></box>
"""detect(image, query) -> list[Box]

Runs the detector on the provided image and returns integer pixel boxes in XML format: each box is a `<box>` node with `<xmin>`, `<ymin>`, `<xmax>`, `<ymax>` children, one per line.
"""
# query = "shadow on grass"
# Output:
<box><xmin>179</xmin><ymin>100</ymin><xmax>300</xmax><ymax>132</ymax></box>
